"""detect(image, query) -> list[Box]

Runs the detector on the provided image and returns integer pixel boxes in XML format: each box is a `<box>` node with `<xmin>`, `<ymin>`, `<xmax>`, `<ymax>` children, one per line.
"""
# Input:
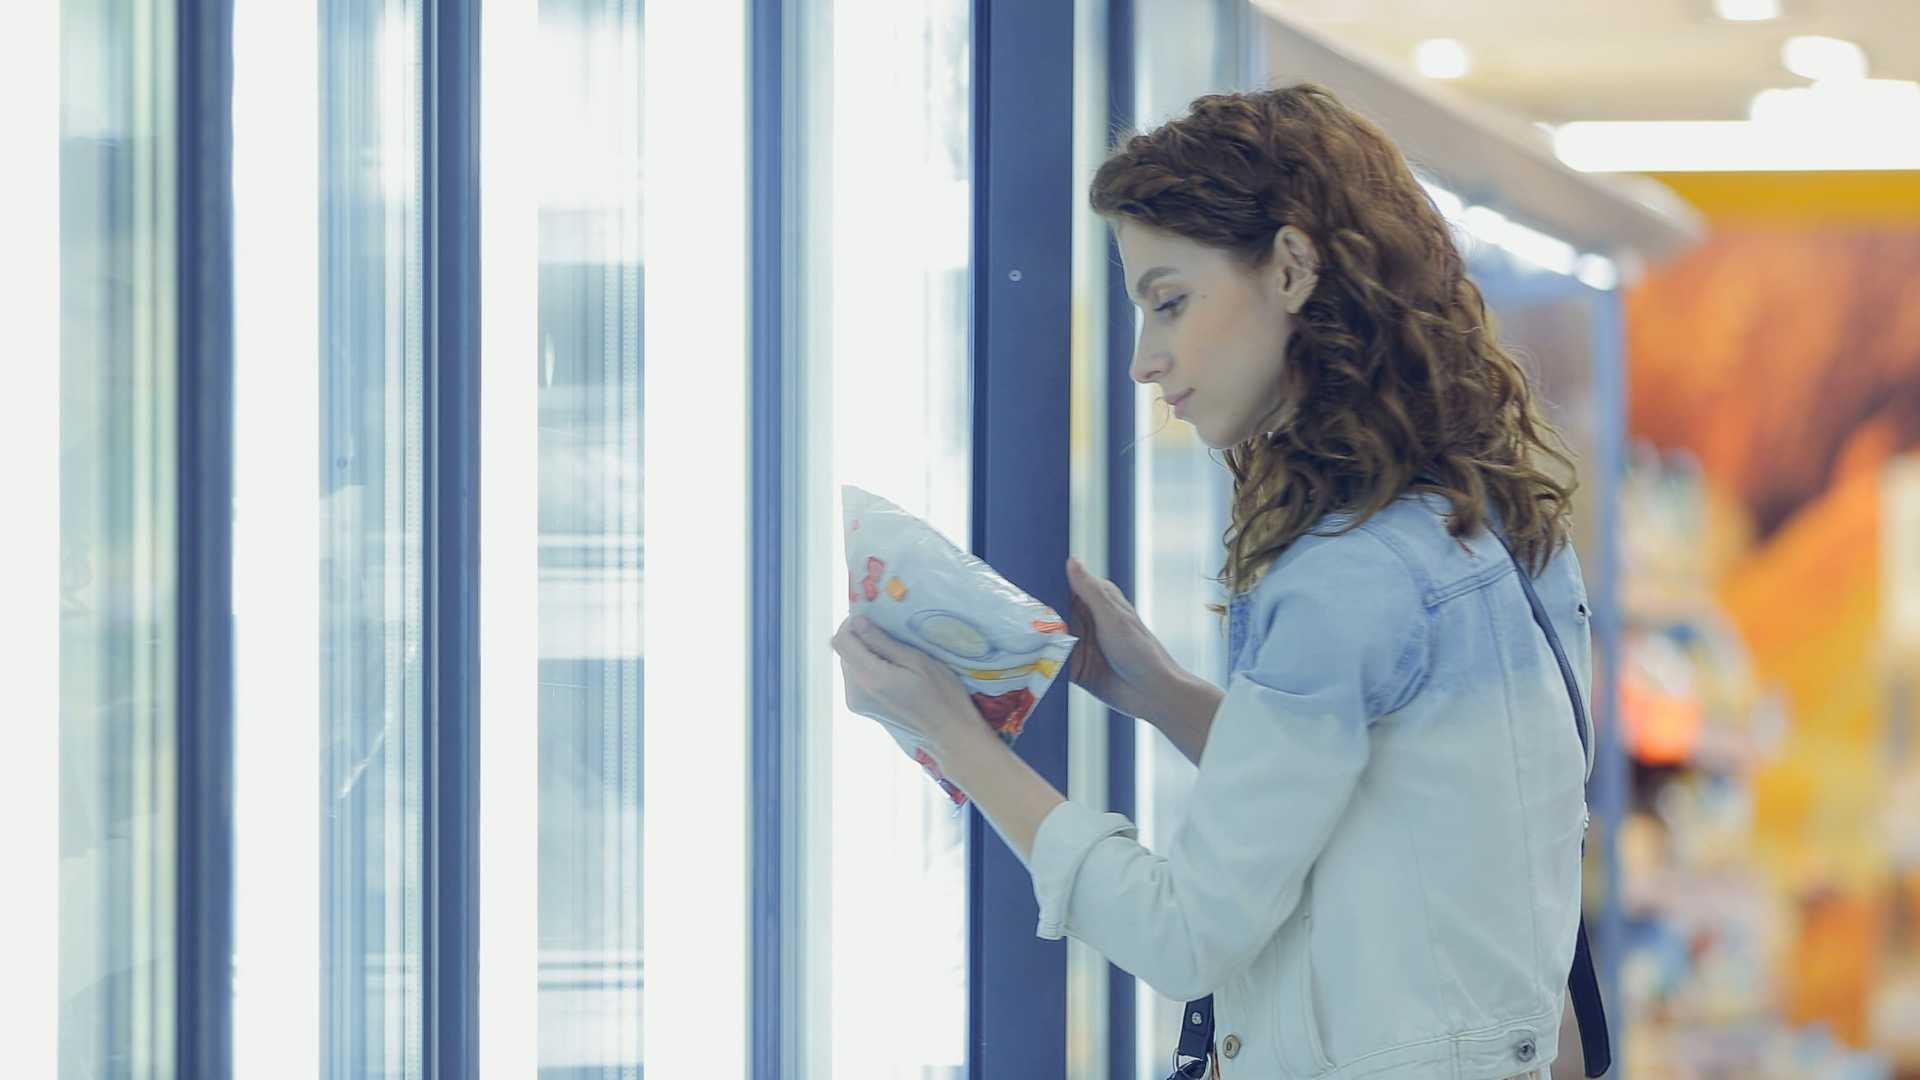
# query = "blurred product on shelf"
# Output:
<box><xmin>1612</xmin><ymin>445</ymin><xmax>1900</xmax><ymax>1080</ymax></box>
<box><xmin>1871</xmin><ymin>455</ymin><xmax>1920</xmax><ymax>1073</ymax></box>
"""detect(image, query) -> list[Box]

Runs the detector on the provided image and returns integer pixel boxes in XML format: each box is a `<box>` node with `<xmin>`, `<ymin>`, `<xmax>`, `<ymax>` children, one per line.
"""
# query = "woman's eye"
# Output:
<box><xmin>1155</xmin><ymin>295</ymin><xmax>1185</xmax><ymax>316</ymax></box>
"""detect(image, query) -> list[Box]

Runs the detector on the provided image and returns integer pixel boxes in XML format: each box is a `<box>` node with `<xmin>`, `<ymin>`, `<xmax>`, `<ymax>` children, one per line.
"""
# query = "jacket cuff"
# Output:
<box><xmin>1029</xmin><ymin>799</ymin><xmax>1139</xmax><ymax>940</ymax></box>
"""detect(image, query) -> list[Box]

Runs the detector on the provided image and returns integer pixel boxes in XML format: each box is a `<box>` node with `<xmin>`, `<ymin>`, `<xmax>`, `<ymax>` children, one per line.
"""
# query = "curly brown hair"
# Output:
<box><xmin>1091</xmin><ymin>83</ymin><xmax>1577</xmax><ymax>598</ymax></box>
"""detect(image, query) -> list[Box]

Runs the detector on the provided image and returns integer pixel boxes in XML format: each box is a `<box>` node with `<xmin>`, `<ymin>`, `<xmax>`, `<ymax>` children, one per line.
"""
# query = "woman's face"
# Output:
<box><xmin>1114</xmin><ymin>222</ymin><xmax>1317</xmax><ymax>449</ymax></box>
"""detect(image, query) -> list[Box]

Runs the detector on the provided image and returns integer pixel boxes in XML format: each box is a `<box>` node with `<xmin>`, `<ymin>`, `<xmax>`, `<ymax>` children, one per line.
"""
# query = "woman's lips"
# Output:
<box><xmin>1168</xmin><ymin>389</ymin><xmax>1194</xmax><ymax>417</ymax></box>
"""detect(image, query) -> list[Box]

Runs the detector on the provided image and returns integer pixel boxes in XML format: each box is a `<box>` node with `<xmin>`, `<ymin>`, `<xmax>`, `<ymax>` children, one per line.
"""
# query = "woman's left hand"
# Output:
<box><xmin>831</xmin><ymin>615</ymin><xmax>982</xmax><ymax>751</ymax></box>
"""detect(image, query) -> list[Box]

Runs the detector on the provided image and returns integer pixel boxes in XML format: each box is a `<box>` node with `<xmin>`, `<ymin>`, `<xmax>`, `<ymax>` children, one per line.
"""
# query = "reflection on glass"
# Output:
<box><xmin>59</xmin><ymin>1</ymin><xmax>178</xmax><ymax>1074</ymax></box>
<box><xmin>317</xmin><ymin>2</ymin><xmax>427</xmax><ymax>1073</ymax></box>
<box><xmin>1067</xmin><ymin>0</ymin><xmax>1118</xmax><ymax>1074</ymax></box>
<box><xmin>1128</xmin><ymin>4</ymin><xmax>1248</xmax><ymax>1075</ymax></box>
<box><xmin>534</xmin><ymin>2</ymin><xmax>646</xmax><ymax>1076</ymax></box>
<box><xmin>806</xmin><ymin>0</ymin><xmax>973</xmax><ymax>1075</ymax></box>
<box><xmin>1131</xmin><ymin>393</ymin><xmax>1232</xmax><ymax>1080</ymax></box>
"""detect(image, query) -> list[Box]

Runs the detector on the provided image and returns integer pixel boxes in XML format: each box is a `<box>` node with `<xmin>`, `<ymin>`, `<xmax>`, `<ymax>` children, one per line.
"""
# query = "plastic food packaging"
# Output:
<box><xmin>842</xmin><ymin>485</ymin><xmax>1077</xmax><ymax>809</ymax></box>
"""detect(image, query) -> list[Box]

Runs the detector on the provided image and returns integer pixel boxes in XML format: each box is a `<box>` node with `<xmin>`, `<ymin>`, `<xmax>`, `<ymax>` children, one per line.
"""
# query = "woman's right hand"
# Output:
<box><xmin>1063</xmin><ymin>556</ymin><xmax>1187</xmax><ymax>723</ymax></box>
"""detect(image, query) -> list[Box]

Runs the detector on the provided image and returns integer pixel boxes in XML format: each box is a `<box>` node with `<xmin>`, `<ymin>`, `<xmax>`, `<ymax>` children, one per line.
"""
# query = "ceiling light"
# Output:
<box><xmin>1747</xmin><ymin>86</ymin><xmax>1810</xmax><ymax>125</ymax></box>
<box><xmin>1758</xmin><ymin>77</ymin><xmax>1920</xmax><ymax>133</ymax></box>
<box><xmin>1414</xmin><ymin>38</ymin><xmax>1471</xmax><ymax>80</ymax></box>
<box><xmin>1416</xmin><ymin>178</ymin><xmax>1590</xmax><ymax>278</ymax></box>
<box><xmin>1555</xmin><ymin>119</ymin><xmax>1920</xmax><ymax>171</ymax></box>
<box><xmin>1574</xmin><ymin>255</ymin><xmax>1619</xmax><ymax>292</ymax></box>
<box><xmin>1461</xmin><ymin>206</ymin><xmax>1577</xmax><ymax>276</ymax></box>
<box><xmin>1750</xmin><ymin>79</ymin><xmax>1920</xmax><ymax>128</ymax></box>
<box><xmin>1713</xmin><ymin>0</ymin><xmax>1780</xmax><ymax>21</ymax></box>
<box><xmin>1782</xmin><ymin>35</ymin><xmax>1867</xmax><ymax>83</ymax></box>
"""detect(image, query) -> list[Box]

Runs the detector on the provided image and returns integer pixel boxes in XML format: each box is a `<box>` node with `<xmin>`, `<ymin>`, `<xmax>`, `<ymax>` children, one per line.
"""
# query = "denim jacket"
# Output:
<box><xmin>1028</xmin><ymin>493</ymin><xmax>1594</xmax><ymax>1079</ymax></box>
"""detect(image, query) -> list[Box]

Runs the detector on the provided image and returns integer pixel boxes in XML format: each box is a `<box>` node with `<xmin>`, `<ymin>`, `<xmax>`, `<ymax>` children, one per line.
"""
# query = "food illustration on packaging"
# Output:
<box><xmin>962</xmin><ymin>658</ymin><xmax>1061</xmax><ymax>681</ymax></box>
<box><xmin>971</xmin><ymin>687</ymin><xmax>1037</xmax><ymax>740</ymax></box>
<box><xmin>849</xmin><ymin>555</ymin><xmax>887</xmax><ymax>606</ymax></box>
<box><xmin>842</xmin><ymin>485</ymin><xmax>1078</xmax><ymax>810</ymax></box>
<box><xmin>913</xmin><ymin>747</ymin><xmax>968</xmax><ymax>807</ymax></box>
<box><xmin>911</xmin><ymin>610</ymin><xmax>995</xmax><ymax>660</ymax></box>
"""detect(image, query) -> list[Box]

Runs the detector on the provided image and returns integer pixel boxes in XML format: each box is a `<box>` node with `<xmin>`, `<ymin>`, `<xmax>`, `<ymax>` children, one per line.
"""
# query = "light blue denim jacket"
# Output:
<box><xmin>1028</xmin><ymin>493</ymin><xmax>1594</xmax><ymax>1079</ymax></box>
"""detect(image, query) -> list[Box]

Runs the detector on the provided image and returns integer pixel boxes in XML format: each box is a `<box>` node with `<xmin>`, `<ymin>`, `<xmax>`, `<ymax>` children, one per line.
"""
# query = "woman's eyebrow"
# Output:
<box><xmin>1131</xmin><ymin>266</ymin><xmax>1176</xmax><ymax>302</ymax></box>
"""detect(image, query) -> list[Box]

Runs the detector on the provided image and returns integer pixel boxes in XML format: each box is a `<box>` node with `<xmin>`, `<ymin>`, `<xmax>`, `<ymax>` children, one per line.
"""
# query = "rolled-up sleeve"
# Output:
<box><xmin>1024</xmin><ymin>533</ymin><xmax>1428</xmax><ymax>1002</ymax></box>
<box><xmin>1030</xmin><ymin>801</ymin><xmax>1140</xmax><ymax>938</ymax></box>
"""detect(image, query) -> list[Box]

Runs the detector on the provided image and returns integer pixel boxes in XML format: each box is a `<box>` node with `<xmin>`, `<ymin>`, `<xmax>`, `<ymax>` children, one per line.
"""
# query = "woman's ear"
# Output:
<box><xmin>1271</xmin><ymin>225</ymin><xmax>1319</xmax><ymax>314</ymax></box>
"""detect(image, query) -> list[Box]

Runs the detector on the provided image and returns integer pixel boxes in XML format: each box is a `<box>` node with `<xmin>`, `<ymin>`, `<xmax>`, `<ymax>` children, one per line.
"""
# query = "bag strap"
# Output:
<box><xmin>1169</xmin><ymin>538</ymin><xmax>1612</xmax><ymax>1079</ymax></box>
<box><xmin>1165</xmin><ymin>997</ymin><xmax>1213</xmax><ymax>1079</ymax></box>
<box><xmin>1497</xmin><ymin>537</ymin><xmax>1612</xmax><ymax>1078</ymax></box>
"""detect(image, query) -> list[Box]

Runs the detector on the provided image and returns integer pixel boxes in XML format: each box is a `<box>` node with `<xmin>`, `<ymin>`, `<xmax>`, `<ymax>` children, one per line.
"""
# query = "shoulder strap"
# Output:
<box><xmin>1165</xmin><ymin>997</ymin><xmax>1213</xmax><ymax>1079</ymax></box>
<box><xmin>1499</xmin><ymin>537</ymin><xmax>1612</xmax><ymax>1078</ymax></box>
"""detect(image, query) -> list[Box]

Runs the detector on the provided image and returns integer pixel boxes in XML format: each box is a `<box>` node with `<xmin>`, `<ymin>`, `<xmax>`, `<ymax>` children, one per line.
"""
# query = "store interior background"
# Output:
<box><xmin>1266</xmin><ymin>3</ymin><xmax>1920</xmax><ymax>1074</ymax></box>
<box><xmin>25</xmin><ymin>0</ymin><xmax>1920</xmax><ymax>1078</ymax></box>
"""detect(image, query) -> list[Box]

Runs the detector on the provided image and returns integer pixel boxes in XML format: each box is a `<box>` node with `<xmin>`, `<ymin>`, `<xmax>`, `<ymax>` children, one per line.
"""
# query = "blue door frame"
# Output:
<box><xmin>968</xmin><ymin>2</ymin><xmax>1079</xmax><ymax>1077</ymax></box>
<box><xmin>170</xmin><ymin>2</ymin><xmax>486</xmax><ymax>1074</ymax></box>
<box><xmin>1587</xmin><ymin>285</ymin><xmax>1630</xmax><ymax>1058</ymax></box>
<box><xmin>1104</xmin><ymin>3</ymin><xmax>1141</xmax><ymax>1075</ymax></box>
<box><xmin>176</xmin><ymin>1</ymin><xmax>236</xmax><ymax>1076</ymax></box>
<box><xmin>748</xmin><ymin>0</ymin><xmax>794</xmax><ymax>1074</ymax></box>
<box><xmin>421</xmin><ymin>0</ymin><xmax>483</xmax><ymax>1074</ymax></box>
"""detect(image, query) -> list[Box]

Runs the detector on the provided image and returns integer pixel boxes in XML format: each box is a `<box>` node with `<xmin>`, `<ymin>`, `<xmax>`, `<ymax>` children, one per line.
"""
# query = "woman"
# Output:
<box><xmin>832</xmin><ymin>83</ymin><xmax>1602</xmax><ymax>1080</ymax></box>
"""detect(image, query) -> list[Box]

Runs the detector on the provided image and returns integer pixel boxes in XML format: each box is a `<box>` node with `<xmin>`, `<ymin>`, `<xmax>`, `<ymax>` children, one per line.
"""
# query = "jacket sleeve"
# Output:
<box><xmin>1025</xmin><ymin>533</ymin><xmax>1429</xmax><ymax>1001</ymax></box>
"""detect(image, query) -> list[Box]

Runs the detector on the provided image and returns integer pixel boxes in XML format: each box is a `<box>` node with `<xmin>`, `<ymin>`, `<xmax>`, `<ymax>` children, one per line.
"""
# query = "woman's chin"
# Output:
<box><xmin>1189</xmin><ymin>415</ymin><xmax>1240</xmax><ymax>451</ymax></box>
<box><xmin>1188</xmin><ymin>404</ymin><xmax>1270</xmax><ymax>450</ymax></box>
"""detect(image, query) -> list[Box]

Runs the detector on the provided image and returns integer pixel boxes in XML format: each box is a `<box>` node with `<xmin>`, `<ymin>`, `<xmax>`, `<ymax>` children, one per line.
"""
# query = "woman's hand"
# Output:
<box><xmin>831</xmin><ymin>614</ymin><xmax>985</xmax><ymax>753</ymax></box>
<box><xmin>1064</xmin><ymin>556</ymin><xmax>1188</xmax><ymax>724</ymax></box>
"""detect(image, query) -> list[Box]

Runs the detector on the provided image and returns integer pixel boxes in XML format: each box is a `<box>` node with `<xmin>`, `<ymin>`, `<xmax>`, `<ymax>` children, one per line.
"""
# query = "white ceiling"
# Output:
<box><xmin>1251</xmin><ymin>0</ymin><xmax>1920</xmax><ymax>124</ymax></box>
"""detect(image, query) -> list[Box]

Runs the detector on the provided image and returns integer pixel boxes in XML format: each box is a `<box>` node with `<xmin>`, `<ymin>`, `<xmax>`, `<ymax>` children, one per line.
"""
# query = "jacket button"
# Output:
<box><xmin>1515</xmin><ymin>1038</ymin><xmax>1537</xmax><ymax>1063</ymax></box>
<box><xmin>1221</xmin><ymin>1034</ymin><xmax>1241</xmax><ymax>1059</ymax></box>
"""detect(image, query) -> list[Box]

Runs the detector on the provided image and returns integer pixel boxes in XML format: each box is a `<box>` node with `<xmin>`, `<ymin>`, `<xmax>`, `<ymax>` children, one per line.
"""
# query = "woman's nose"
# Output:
<box><xmin>1129</xmin><ymin>345</ymin><xmax>1166</xmax><ymax>386</ymax></box>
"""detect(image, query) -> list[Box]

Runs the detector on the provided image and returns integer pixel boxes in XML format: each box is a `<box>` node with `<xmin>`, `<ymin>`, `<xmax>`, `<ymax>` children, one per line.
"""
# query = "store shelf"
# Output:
<box><xmin>1686</xmin><ymin>717</ymin><xmax>1782</xmax><ymax>774</ymax></box>
<box><xmin>1623</xmin><ymin>867</ymin><xmax>1771</xmax><ymax>924</ymax></box>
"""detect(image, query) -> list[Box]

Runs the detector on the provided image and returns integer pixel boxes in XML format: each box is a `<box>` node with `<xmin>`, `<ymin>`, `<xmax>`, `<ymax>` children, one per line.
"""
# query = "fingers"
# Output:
<box><xmin>832</xmin><ymin>617</ymin><xmax>879</xmax><ymax>676</ymax></box>
<box><xmin>848</xmin><ymin>615</ymin><xmax>916</xmax><ymax>669</ymax></box>
<box><xmin>831</xmin><ymin>617</ymin><xmax>860</xmax><ymax>660</ymax></box>
<box><xmin>1066</xmin><ymin>558</ymin><xmax>1101</xmax><ymax>609</ymax></box>
<box><xmin>834</xmin><ymin>632</ymin><xmax>885</xmax><ymax>718</ymax></box>
<box><xmin>1066</xmin><ymin>556</ymin><xmax>1094</xmax><ymax>599</ymax></box>
<box><xmin>831</xmin><ymin>627</ymin><xmax>863</xmax><ymax>679</ymax></box>
<box><xmin>1068</xmin><ymin>556</ymin><xmax>1126</xmax><ymax>609</ymax></box>
<box><xmin>1068</xmin><ymin>593</ymin><xmax>1101</xmax><ymax>649</ymax></box>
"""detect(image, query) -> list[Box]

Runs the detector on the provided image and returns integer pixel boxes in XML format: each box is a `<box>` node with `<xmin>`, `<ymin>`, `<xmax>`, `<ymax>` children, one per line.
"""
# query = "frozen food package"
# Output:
<box><xmin>842</xmin><ymin>485</ymin><xmax>1077</xmax><ymax>810</ymax></box>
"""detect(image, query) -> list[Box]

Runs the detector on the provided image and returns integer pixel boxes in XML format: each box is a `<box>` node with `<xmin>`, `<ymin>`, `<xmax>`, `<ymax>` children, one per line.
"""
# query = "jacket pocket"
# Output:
<box><xmin>1299</xmin><ymin>910</ymin><xmax>1335</xmax><ymax>1075</ymax></box>
<box><xmin>1269</xmin><ymin>891</ymin><xmax>1336</xmax><ymax>1078</ymax></box>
